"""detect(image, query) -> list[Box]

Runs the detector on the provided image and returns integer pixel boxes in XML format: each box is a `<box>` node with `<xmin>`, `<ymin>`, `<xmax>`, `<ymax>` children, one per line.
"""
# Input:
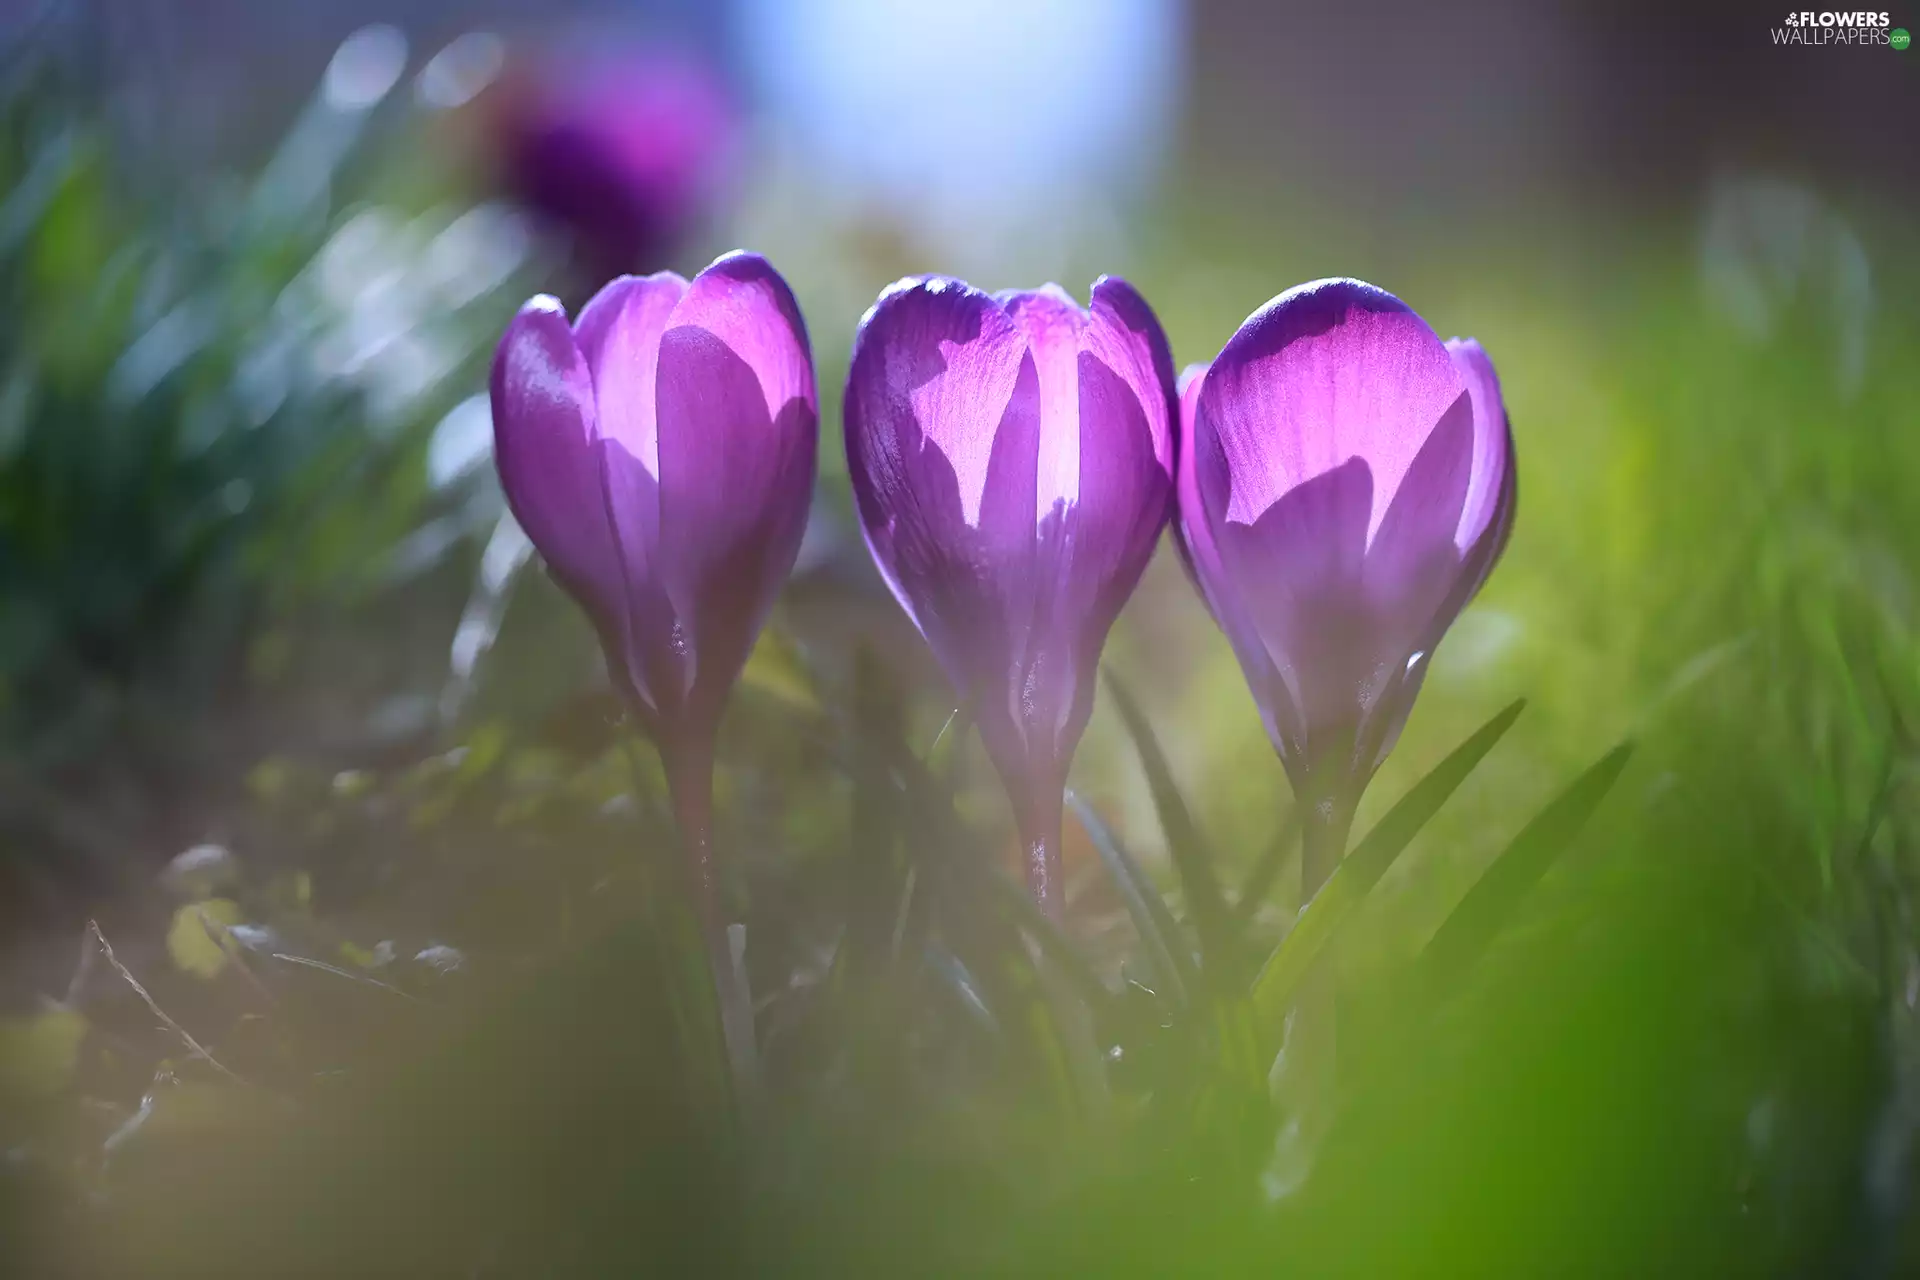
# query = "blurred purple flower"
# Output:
<box><xmin>1180</xmin><ymin>279</ymin><xmax>1515</xmax><ymax>889</ymax></box>
<box><xmin>489</xmin><ymin>251</ymin><xmax>816</xmax><ymax>904</ymax></box>
<box><xmin>844</xmin><ymin>276</ymin><xmax>1176</xmax><ymax>915</ymax></box>
<box><xmin>488</xmin><ymin>52</ymin><xmax>735</xmax><ymax>283</ymax></box>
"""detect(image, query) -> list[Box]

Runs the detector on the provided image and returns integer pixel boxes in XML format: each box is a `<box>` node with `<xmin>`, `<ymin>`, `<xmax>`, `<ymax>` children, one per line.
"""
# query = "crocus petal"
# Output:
<box><xmin>1087</xmin><ymin>276</ymin><xmax>1178</xmax><ymax>471</ymax></box>
<box><xmin>651</xmin><ymin>252</ymin><xmax>818</xmax><ymax>725</ymax></box>
<box><xmin>851</xmin><ymin>276</ymin><xmax>1037</xmax><ymax>538</ymax></box>
<box><xmin>669</xmin><ymin>251</ymin><xmax>816</xmax><ymax>428</ymax></box>
<box><xmin>1210</xmin><ymin>454</ymin><xmax>1373</xmax><ymax>763</ymax></box>
<box><xmin>490</xmin><ymin>297</ymin><xmax>634</xmax><ymax>677</ymax></box>
<box><xmin>1042</xmin><ymin>349</ymin><xmax>1172</xmax><ymax>733</ymax></box>
<box><xmin>1364</xmin><ymin>392</ymin><xmax>1475</xmax><ymax>617</ymax></box>
<box><xmin>1000</xmin><ymin>280</ymin><xmax>1176</xmax><ymax>768</ymax></box>
<box><xmin>574</xmin><ymin>271</ymin><xmax>688</xmax><ymax>473</ymax></box>
<box><xmin>1177</xmin><ymin>364</ymin><xmax>1208</xmax><ymax>427</ymax></box>
<box><xmin>1050</xmin><ymin>278</ymin><xmax>1177</xmax><ymax>697</ymax></box>
<box><xmin>1363</xmin><ymin>342</ymin><xmax>1517</xmax><ymax>775</ymax></box>
<box><xmin>845</xmin><ymin>275</ymin><xmax>1041</xmax><ymax>697</ymax></box>
<box><xmin>1446</xmin><ymin>337</ymin><xmax>1517</xmax><ymax>571</ymax></box>
<box><xmin>998</xmin><ymin>285</ymin><xmax>1086</xmax><ymax>522</ymax></box>
<box><xmin>1173</xmin><ymin>361</ymin><xmax>1223</xmax><ymax>616</ymax></box>
<box><xmin>1198</xmin><ymin>278</ymin><xmax>1465</xmax><ymax>541</ymax></box>
<box><xmin>569</xmin><ymin>273</ymin><xmax>687</xmax><ymax>717</ymax></box>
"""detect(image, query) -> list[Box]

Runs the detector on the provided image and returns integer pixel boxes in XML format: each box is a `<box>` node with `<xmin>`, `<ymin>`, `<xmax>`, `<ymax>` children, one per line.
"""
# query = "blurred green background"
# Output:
<box><xmin>1</xmin><ymin>1</ymin><xmax>1917</xmax><ymax>1275</ymax></box>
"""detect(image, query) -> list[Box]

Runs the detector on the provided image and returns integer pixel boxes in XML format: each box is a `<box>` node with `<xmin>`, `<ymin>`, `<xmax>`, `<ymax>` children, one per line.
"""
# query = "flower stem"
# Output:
<box><xmin>1270</xmin><ymin>779</ymin><xmax>1356</xmax><ymax>1191</ymax></box>
<box><xmin>1021</xmin><ymin>784</ymin><xmax>1067</xmax><ymax>920</ymax></box>
<box><xmin>1299</xmin><ymin>787</ymin><xmax>1354</xmax><ymax>904</ymax></box>
<box><xmin>663</xmin><ymin>734</ymin><xmax>720</xmax><ymax>931</ymax></box>
<box><xmin>661</xmin><ymin>731</ymin><xmax>759</xmax><ymax>1101</ymax></box>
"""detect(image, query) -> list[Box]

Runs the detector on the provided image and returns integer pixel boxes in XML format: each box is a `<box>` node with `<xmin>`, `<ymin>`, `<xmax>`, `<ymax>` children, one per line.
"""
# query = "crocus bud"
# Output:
<box><xmin>1181</xmin><ymin>279</ymin><xmax>1515</xmax><ymax>888</ymax></box>
<box><xmin>845</xmin><ymin>276</ymin><xmax>1177</xmax><ymax>915</ymax></box>
<box><xmin>489</xmin><ymin>250</ymin><xmax>816</xmax><ymax>899</ymax></box>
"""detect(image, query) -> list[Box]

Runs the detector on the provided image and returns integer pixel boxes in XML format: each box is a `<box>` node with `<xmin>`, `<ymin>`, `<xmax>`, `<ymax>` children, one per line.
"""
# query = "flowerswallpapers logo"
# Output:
<box><xmin>1773</xmin><ymin>10</ymin><xmax>1901</xmax><ymax>44</ymax></box>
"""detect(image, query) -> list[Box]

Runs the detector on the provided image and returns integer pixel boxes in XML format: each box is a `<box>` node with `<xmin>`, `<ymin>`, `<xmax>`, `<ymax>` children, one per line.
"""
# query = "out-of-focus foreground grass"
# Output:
<box><xmin>1</xmin><ymin>24</ymin><xmax>1918</xmax><ymax>1277</ymax></box>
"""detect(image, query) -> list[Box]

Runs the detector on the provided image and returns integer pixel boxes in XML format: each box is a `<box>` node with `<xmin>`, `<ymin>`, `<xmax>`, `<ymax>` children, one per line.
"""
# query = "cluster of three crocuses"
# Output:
<box><xmin>489</xmin><ymin>251</ymin><xmax>1515</xmax><ymax>928</ymax></box>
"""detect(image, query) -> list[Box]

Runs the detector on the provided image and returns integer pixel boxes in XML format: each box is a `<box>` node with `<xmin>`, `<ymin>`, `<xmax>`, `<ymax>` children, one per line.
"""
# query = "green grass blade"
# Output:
<box><xmin>1419</xmin><ymin>741</ymin><xmax>1633</xmax><ymax>989</ymax></box>
<box><xmin>822</xmin><ymin>647</ymin><xmax>919</xmax><ymax>1007</ymax></box>
<box><xmin>1249</xmin><ymin>698</ymin><xmax>1525</xmax><ymax>1050</ymax></box>
<box><xmin>1066</xmin><ymin>789</ymin><xmax>1196</xmax><ymax>1009</ymax></box>
<box><xmin>1103</xmin><ymin>669</ymin><xmax>1236</xmax><ymax>986</ymax></box>
<box><xmin>986</xmin><ymin>866</ymin><xmax>1116</xmax><ymax>1015</ymax></box>
<box><xmin>925</xmin><ymin>703</ymin><xmax>973</xmax><ymax>794</ymax></box>
<box><xmin>1231</xmin><ymin>809</ymin><xmax>1300</xmax><ymax>925</ymax></box>
<box><xmin>863</xmin><ymin>697</ymin><xmax>1095</xmax><ymax>1118</ymax></box>
<box><xmin>923</xmin><ymin>941</ymin><xmax>1002</xmax><ymax>1042</ymax></box>
<box><xmin>1339</xmin><ymin>698</ymin><xmax>1528</xmax><ymax>897</ymax></box>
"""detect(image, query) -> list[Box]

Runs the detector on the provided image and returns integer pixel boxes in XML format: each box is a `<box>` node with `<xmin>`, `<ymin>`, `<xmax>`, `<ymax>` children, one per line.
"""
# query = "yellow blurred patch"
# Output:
<box><xmin>0</xmin><ymin>1008</ymin><xmax>88</xmax><ymax>1098</ymax></box>
<box><xmin>166</xmin><ymin>899</ymin><xmax>245</xmax><ymax>979</ymax></box>
<box><xmin>741</xmin><ymin>630</ymin><xmax>818</xmax><ymax>712</ymax></box>
<box><xmin>338</xmin><ymin>940</ymin><xmax>380</xmax><ymax>969</ymax></box>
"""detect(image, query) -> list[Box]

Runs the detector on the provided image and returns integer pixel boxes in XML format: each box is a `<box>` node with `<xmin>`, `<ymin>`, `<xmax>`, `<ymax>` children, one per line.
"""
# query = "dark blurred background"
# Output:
<box><xmin>36</xmin><ymin>0</ymin><xmax>1919</xmax><ymax>206</ymax></box>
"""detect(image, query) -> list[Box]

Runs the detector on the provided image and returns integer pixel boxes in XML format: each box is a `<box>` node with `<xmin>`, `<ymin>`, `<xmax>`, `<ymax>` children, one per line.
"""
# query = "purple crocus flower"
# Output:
<box><xmin>489</xmin><ymin>250</ymin><xmax>817</xmax><ymax>910</ymax></box>
<box><xmin>844</xmin><ymin>276</ymin><xmax>1177</xmax><ymax>916</ymax></box>
<box><xmin>488</xmin><ymin>52</ymin><xmax>735</xmax><ymax>284</ymax></box>
<box><xmin>1180</xmin><ymin>279</ymin><xmax>1515</xmax><ymax>893</ymax></box>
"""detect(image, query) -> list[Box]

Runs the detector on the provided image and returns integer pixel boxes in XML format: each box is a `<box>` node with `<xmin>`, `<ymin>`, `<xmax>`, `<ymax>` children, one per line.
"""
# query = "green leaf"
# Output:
<box><xmin>1103</xmin><ymin>669</ymin><xmax>1235</xmax><ymax>985</ymax></box>
<box><xmin>1232</xmin><ymin>810</ymin><xmax>1300</xmax><ymax>924</ymax></box>
<box><xmin>1419</xmin><ymin>741</ymin><xmax>1633</xmax><ymax>990</ymax></box>
<box><xmin>1249</xmin><ymin>698</ymin><xmax>1525</xmax><ymax>1052</ymax></box>
<box><xmin>1067</xmin><ymin>790</ymin><xmax>1195</xmax><ymax>1008</ymax></box>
